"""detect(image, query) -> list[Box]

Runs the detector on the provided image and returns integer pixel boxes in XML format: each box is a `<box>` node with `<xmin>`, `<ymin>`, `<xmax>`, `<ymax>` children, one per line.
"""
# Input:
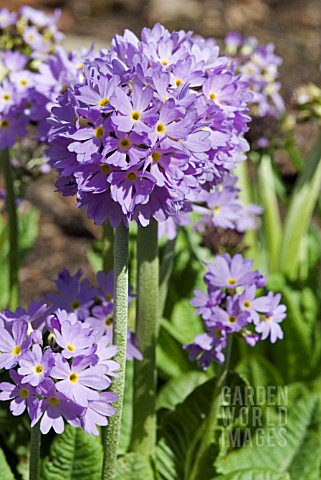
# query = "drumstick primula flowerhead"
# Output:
<box><xmin>48</xmin><ymin>23</ymin><xmax>252</xmax><ymax>227</ymax></box>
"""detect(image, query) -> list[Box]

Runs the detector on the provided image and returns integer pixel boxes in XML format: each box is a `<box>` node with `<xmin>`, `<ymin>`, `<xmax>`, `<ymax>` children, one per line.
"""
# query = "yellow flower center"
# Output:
<box><xmin>175</xmin><ymin>79</ymin><xmax>182</xmax><ymax>87</ymax></box>
<box><xmin>76</xmin><ymin>63</ymin><xmax>84</xmax><ymax>70</ymax></box>
<box><xmin>20</xmin><ymin>388</ymin><xmax>29</xmax><ymax>399</ymax></box>
<box><xmin>131</xmin><ymin>111</ymin><xmax>141</xmax><ymax>121</ymax></box>
<box><xmin>2</xmin><ymin>94</ymin><xmax>10</xmax><ymax>101</ymax></box>
<box><xmin>243</xmin><ymin>300</ymin><xmax>251</xmax><ymax>308</ymax></box>
<box><xmin>94</xmin><ymin>126</ymin><xmax>105</xmax><ymax>138</ymax></box>
<box><xmin>160</xmin><ymin>60</ymin><xmax>168</xmax><ymax>66</ymax></box>
<box><xmin>105</xmin><ymin>293</ymin><xmax>112</xmax><ymax>301</ymax></box>
<box><xmin>48</xmin><ymin>396</ymin><xmax>60</xmax><ymax>406</ymax></box>
<box><xmin>20</xmin><ymin>79</ymin><xmax>28</xmax><ymax>86</ymax></box>
<box><xmin>151</xmin><ymin>151</ymin><xmax>161</xmax><ymax>162</ymax></box>
<box><xmin>68</xmin><ymin>372</ymin><xmax>78</xmax><ymax>383</ymax></box>
<box><xmin>126</xmin><ymin>171</ymin><xmax>138</xmax><ymax>181</ymax></box>
<box><xmin>70</xmin><ymin>300</ymin><xmax>80</xmax><ymax>309</ymax></box>
<box><xmin>210</xmin><ymin>92</ymin><xmax>217</xmax><ymax>101</ymax></box>
<box><xmin>66</xmin><ymin>344</ymin><xmax>75</xmax><ymax>352</ymax></box>
<box><xmin>0</xmin><ymin>120</ymin><xmax>9</xmax><ymax>129</ymax></box>
<box><xmin>12</xmin><ymin>345</ymin><xmax>21</xmax><ymax>356</ymax></box>
<box><xmin>213</xmin><ymin>205</ymin><xmax>220</xmax><ymax>213</ymax></box>
<box><xmin>34</xmin><ymin>365</ymin><xmax>43</xmax><ymax>374</ymax></box>
<box><xmin>267</xmin><ymin>316</ymin><xmax>272</xmax><ymax>322</ymax></box>
<box><xmin>227</xmin><ymin>278</ymin><xmax>237</xmax><ymax>286</ymax></box>
<box><xmin>119</xmin><ymin>138</ymin><xmax>131</xmax><ymax>150</ymax></box>
<box><xmin>100</xmin><ymin>164</ymin><xmax>111</xmax><ymax>174</ymax></box>
<box><xmin>105</xmin><ymin>317</ymin><xmax>113</xmax><ymax>327</ymax></box>
<box><xmin>156</xmin><ymin>123</ymin><xmax>166</xmax><ymax>134</ymax></box>
<box><xmin>99</xmin><ymin>97</ymin><xmax>109</xmax><ymax>106</ymax></box>
<box><xmin>228</xmin><ymin>315</ymin><xmax>237</xmax><ymax>324</ymax></box>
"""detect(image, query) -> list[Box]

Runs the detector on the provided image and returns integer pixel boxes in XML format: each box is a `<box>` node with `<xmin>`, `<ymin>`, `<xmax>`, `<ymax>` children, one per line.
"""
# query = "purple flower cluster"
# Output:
<box><xmin>0</xmin><ymin>7</ymin><xmax>64</xmax><ymax>149</ymax></box>
<box><xmin>48</xmin><ymin>23</ymin><xmax>251</xmax><ymax>227</ymax></box>
<box><xmin>184</xmin><ymin>253</ymin><xmax>286</xmax><ymax>368</ymax></box>
<box><xmin>193</xmin><ymin>176</ymin><xmax>263</xmax><ymax>233</ymax></box>
<box><xmin>224</xmin><ymin>32</ymin><xmax>285</xmax><ymax>119</ymax></box>
<box><xmin>0</xmin><ymin>268</ymin><xmax>142</xmax><ymax>435</ymax></box>
<box><xmin>0</xmin><ymin>303</ymin><xmax>118</xmax><ymax>435</ymax></box>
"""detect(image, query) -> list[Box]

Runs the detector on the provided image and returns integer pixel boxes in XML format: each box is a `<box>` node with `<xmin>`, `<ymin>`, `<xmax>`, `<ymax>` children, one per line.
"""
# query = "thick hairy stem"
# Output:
<box><xmin>131</xmin><ymin>220</ymin><xmax>159</xmax><ymax>455</ymax></box>
<box><xmin>102</xmin><ymin>222</ymin><xmax>129</xmax><ymax>480</ymax></box>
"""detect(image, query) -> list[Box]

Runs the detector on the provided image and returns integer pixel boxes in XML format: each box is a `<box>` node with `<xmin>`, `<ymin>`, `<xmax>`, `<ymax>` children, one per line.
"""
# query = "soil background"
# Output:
<box><xmin>1</xmin><ymin>0</ymin><xmax>320</xmax><ymax>306</ymax></box>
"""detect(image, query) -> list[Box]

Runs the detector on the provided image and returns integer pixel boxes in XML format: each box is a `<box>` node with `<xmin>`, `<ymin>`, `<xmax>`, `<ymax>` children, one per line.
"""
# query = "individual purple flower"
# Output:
<box><xmin>54</xmin><ymin>320</ymin><xmax>97</xmax><ymax>359</ymax></box>
<box><xmin>78</xmin><ymin>392</ymin><xmax>117</xmax><ymax>436</ymax></box>
<box><xmin>34</xmin><ymin>378</ymin><xmax>84</xmax><ymax>434</ymax></box>
<box><xmin>47</xmin><ymin>269</ymin><xmax>98</xmax><ymax>320</ymax></box>
<box><xmin>184</xmin><ymin>330</ymin><xmax>227</xmax><ymax>368</ymax></box>
<box><xmin>254</xmin><ymin>292</ymin><xmax>286</xmax><ymax>343</ymax></box>
<box><xmin>190</xmin><ymin>288</ymin><xmax>224</xmax><ymax>320</ymax></box>
<box><xmin>0</xmin><ymin>370</ymin><xmax>38</xmax><ymax>417</ymax></box>
<box><xmin>51</xmin><ymin>354</ymin><xmax>109</xmax><ymax>407</ymax></box>
<box><xmin>0</xmin><ymin>321</ymin><xmax>31</xmax><ymax>370</ymax></box>
<box><xmin>0</xmin><ymin>8</ymin><xmax>16</xmax><ymax>28</ymax></box>
<box><xmin>205</xmin><ymin>253</ymin><xmax>257</xmax><ymax>289</ymax></box>
<box><xmin>18</xmin><ymin>344</ymin><xmax>54</xmax><ymax>386</ymax></box>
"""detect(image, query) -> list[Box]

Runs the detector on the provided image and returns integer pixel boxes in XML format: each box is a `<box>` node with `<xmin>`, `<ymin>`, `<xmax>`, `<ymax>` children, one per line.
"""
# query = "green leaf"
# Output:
<box><xmin>157</xmin><ymin>370</ymin><xmax>208</xmax><ymax>411</ymax></box>
<box><xmin>214</xmin><ymin>469</ymin><xmax>290</xmax><ymax>480</ymax></box>
<box><xmin>215</xmin><ymin>389</ymin><xmax>321</xmax><ymax>480</ymax></box>
<box><xmin>157</xmin><ymin>321</ymin><xmax>193</xmax><ymax>379</ymax></box>
<box><xmin>0</xmin><ymin>446</ymin><xmax>15</xmax><ymax>480</ymax></box>
<box><xmin>156</xmin><ymin>379</ymin><xmax>215</xmax><ymax>480</ymax></box>
<box><xmin>116</xmin><ymin>453</ymin><xmax>154</xmax><ymax>479</ymax></box>
<box><xmin>279</xmin><ymin>135</ymin><xmax>321</xmax><ymax>279</ymax></box>
<box><xmin>170</xmin><ymin>299</ymin><xmax>204</xmax><ymax>345</ymax></box>
<box><xmin>257</xmin><ymin>154</ymin><xmax>283</xmax><ymax>272</ymax></box>
<box><xmin>41</xmin><ymin>426</ymin><xmax>103</xmax><ymax>480</ymax></box>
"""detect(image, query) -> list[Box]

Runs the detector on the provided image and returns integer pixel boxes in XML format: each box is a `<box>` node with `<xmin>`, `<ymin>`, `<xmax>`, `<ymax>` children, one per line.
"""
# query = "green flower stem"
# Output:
<box><xmin>102</xmin><ymin>222</ymin><xmax>114</xmax><ymax>273</ymax></box>
<box><xmin>29</xmin><ymin>423</ymin><xmax>41</xmax><ymax>480</ymax></box>
<box><xmin>2</xmin><ymin>148</ymin><xmax>19</xmax><ymax>309</ymax></box>
<box><xmin>159</xmin><ymin>237</ymin><xmax>176</xmax><ymax>316</ymax></box>
<box><xmin>131</xmin><ymin>220</ymin><xmax>159</xmax><ymax>455</ymax></box>
<box><xmin>189</xmin><ymin>336</ymin><xmax>233</xmax><ymax>480</ymax></box>
<box><xmin>102</xmin><ymin>222</ymin><xmax>129</xmax><ymax>480</ymax></box>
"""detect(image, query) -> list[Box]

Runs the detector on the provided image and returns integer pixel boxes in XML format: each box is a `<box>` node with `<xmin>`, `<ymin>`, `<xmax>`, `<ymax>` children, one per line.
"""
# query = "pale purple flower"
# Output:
<box><xmin>34</xmin><ymin>379</ymin><xmax>84</xmax><ymax>434</ymax></box>
<box><xmin>0</xmin><ymin>370</ymin><xmax>38</xmax><ymax>417</ymax></box>
<box><xmin>0</xmin><ymin>321</ymin><xmax>31</xmax><ymax>370</ymax></box>
<box><xmin>51</xmin><ymin>354</ymin><xmax>109</xmax><ymax>407</ymax></box>
<box><xmin>18</xmin><ymin>344</ymin><xmax>54</xmax><ymax>386</ymax></box>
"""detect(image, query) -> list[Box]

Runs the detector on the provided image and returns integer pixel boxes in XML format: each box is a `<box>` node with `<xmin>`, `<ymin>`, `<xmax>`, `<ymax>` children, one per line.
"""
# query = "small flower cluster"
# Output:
<box><xmin>48</xmin><ymin>23</ymin><xmax>251</xmax><ymax>227</ymax></box>
<box><xmin>224</xmin><ymin>32</ymin><xmax>284</xmax><ymax>119</ymax></box>
<box><xmin>224</xmin><ymin>32</ymin><xmax>287</xmax><ymax>151</ymax></box>
<box><xmin>0</xmin><ymin>302</ymin><xmax>118</xmax><ymax>435</ymax></box>
<box><xmin>0</xmin><ymin>6</ymin><xmax>64</xmax><ymax>149</ymax></box>
<box><xmin>184</xmin><ymin>253</ymin><xmax>286</xmax><ymax>368</ymax></box>
<box><xmin>0</xmin><ymin>269</ymin><xmax>141</xmax><ymax>435</ymax></box>
<box><xmin>194</xmin><ymin>175</ymin><xmax>262</xmax><ymax>233</ymax></box>
<box><xmin>158</xmin><ymin>175</ymin><xmax>262</xmax><ymax>241</ymax></box>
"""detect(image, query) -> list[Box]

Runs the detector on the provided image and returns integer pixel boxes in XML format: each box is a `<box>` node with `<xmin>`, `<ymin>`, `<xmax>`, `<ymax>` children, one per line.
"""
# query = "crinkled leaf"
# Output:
<box><xmin>214</xmin><ymin>469</ymin><xmax>290</xmax><ymax>480</ymax></box>
<box><xmin>215</xmin><ymin>389</ymin><xmax>321</xmax><ymax>480</ymax></box>
<box><xmin>41</xmin><ymin>425</ymin><xmax>102</xmax><ymax>480</ymax></box>
<box><xmin>157</xmin><ymin>370</ymin><xmax>208</xmax><ymax>411</ymax></box>
<box><xmin>116</xmin><ymin>453</ymin><xmax>154</xmax><ymax>479</ymax></box>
